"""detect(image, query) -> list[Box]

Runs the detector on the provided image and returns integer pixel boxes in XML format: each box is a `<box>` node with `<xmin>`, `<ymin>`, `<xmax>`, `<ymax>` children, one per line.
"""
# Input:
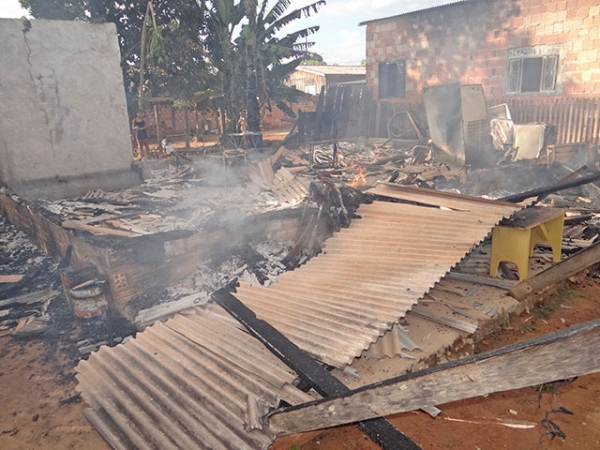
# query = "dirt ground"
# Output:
<box><xmin>0</xmin><ymin>339</ymin><xmax>107</xmax><ymax>450</ymax></box>
<box><xmin>302</xmin><ymin>280</ymin><xmax>600</xmax><ymax>450</ymax></box>
<box><xmin>1</xmin><ymin>279</ymin><xmax>600</xmax><ymax>450</ymax></box>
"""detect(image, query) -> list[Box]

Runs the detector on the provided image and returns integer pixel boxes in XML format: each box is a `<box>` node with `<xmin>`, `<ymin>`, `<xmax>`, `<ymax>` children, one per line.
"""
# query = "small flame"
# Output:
<box><xmin>349</xmin><ymin>166</ymin><xmax>367</xmax><ymax>188</ymax></box>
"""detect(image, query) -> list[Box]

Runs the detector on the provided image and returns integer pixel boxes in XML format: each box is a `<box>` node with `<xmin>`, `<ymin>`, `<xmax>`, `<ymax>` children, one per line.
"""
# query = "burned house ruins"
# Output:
<box><xmin>2</xmin><ymin>1</ymin><xmax>600</xmax><ymax>449</ymax></box>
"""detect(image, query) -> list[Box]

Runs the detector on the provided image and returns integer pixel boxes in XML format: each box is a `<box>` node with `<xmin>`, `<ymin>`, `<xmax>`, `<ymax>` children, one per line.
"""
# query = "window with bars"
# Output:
<box><xmin>378</xmin><ymin>60</ymin><xmax>406</xmax><ymax>99</ymax></box>
<box><xmin>506</xmin><ymin>55</ymin><xmax>558</xmax><ymax>94</ymax></box>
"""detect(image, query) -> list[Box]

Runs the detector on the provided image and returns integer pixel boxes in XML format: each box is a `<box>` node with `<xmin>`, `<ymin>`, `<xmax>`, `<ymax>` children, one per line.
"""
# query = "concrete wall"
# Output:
<box><xmin>0</xmin><ymin>19</ymin><xmax>139</xmax><ymax>199</ymax></box>
<box><xmin>365</xmin><ymin>0</ymin><xmax>600</xmax><ymax>102</ymax></box>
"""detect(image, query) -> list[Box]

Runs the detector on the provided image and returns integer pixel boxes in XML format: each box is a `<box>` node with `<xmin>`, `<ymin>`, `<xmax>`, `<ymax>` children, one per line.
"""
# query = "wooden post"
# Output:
<box><xmin>153</xmin><ymin>104</ymin><xmax>161</xmax><ymax>146</ymax></box>
<box><xmin>314</xmin><ymin>86</ymin><xmax>325</xmax><ymax>141</ymax></box>
<box><xmin>184</xmin><ymin>107</ymin><xmax>190</xmax><ymax>150</ymax></box>
<box><xmin>592</xmin><ymin>99</ymin><xmax>600</xmax><ymax>145</ymax></box>
<box><xmin>269</xmin><ymin>319</ymin><xmax>600</xmax><ymax>434</ymax></box>
<box><xmin>509</xmin><ymin>241</ymin><xmax>600</xmax><ymax>300</ymax></box>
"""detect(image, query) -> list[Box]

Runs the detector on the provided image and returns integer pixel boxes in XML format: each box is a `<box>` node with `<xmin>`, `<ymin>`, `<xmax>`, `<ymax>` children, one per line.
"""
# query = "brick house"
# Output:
<box><xmin>361</xmin><ymin>0</ymin><xmax>600</xmax><ymax>103</ymax></box>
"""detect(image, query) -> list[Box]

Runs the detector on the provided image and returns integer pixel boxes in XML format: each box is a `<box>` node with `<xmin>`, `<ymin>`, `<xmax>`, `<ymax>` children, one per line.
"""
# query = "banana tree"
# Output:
<box><xmin>238</xmin><ymin>0</ymin><xmax>325</xmax><ymax>131</ymax></box>
<box><xmin>202</xmin><ymin>0</ymin><xmax>325</xmax><ymax>134</ymax></box>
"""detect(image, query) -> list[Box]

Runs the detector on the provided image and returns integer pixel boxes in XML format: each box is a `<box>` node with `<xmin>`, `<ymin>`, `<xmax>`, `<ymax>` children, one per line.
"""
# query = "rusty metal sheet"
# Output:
<box><xmin>76</xmin><ymin>305</ymin><xmax>314</xmax><ymax>450</ymax></box>
<box><xmin>236</xmin><ymin>188</ymin><xmax>522</xmax><ymax>368</ymax></box>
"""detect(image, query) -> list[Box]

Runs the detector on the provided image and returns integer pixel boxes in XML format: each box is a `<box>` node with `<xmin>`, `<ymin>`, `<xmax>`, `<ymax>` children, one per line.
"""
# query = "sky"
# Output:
<box><xmin>0</xmin><ymin>0</ymin><xmax>448</xmax><ymax>65</ymax></box>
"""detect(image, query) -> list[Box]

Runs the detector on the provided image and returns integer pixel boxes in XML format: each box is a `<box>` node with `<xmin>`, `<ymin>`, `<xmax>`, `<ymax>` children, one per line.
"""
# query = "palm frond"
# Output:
<box><xmin>264</xmin><ymin>0</ymin><xmax>293</xmax><ymax>23</ymax></box>
<box><xmin>263</xmin><ymin>3</ymin><xmax>324</xmax><ymax>39</ymax></box>
<box><xmin>275</xmin><ymin>99</ymin><xmax>297</xmax><ymax>118</ymax></box>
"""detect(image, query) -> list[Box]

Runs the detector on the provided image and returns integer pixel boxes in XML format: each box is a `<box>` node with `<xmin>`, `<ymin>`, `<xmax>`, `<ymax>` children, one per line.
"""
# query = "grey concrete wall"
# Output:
<box><xmin>0</xmin><ymin>19</ymin><xmax>139</xmax><ymax>199</ymax></box>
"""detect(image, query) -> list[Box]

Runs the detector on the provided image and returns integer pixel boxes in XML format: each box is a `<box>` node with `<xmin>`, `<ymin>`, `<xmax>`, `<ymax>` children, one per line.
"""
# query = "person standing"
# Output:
<box><xmin>132</xmin><ymin>111</ymin><xmax>150</xmax><ymax>159</ymax></box>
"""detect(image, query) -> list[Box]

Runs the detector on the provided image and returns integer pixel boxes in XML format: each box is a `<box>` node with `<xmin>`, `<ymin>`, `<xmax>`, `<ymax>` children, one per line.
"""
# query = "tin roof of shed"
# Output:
<box><xmin>294</xmin><ymin>65</ymin><xmax>366</xmax><ymax>76</ymax></box>
<box><xmin>235</xmin><ymin>186</ymin><xmax>523</xmax><ymax>368</ymax></box>
<box><xmin>76</xmin><ymin>305</ymin><xmax>314</xmax><ymax>450</ymax></box>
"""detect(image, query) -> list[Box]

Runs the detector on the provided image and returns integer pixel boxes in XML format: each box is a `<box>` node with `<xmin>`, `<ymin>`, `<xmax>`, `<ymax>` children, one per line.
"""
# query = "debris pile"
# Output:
<box><xmin>0</xmin><ymin>214</ymin><xmax>133</xmax><ymax>356</ymax></box>
<box><xmin>0</xmin><ymin>215</ymin><xmax>59</xmax><ymax>338</ymax></box>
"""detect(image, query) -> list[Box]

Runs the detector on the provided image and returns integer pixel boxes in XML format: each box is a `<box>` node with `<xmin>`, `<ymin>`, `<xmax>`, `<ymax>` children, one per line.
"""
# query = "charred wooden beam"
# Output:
<box><xmin>536</xmin><ymin>164</ymin><xmax>588</xmax><ymax>201</ymax></box>
<box><xmin>212</xmin><ymin>289</ymin><xmax>422</xmax><ymax>450</ymax></box>
<box><xmin>499</xmin><ymin>171</ymin><xmax>600</xmax><ymax>203</ymax></box>
<box><xmin>510</xmin><ymin>241</ymin><xmax>600</xmax><ymax>300</ymax></box>
<box><xmin>269</xmin><ymin>319</ymin><xmax>600</xmax><ymax>434</ymax></box>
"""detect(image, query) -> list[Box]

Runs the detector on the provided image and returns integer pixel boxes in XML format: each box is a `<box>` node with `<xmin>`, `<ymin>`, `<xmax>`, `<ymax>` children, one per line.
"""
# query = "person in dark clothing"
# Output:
<box><xmin>132</xmin><ymin>111</ymin><xmax>150</xmax><ymax>159</ymax></box>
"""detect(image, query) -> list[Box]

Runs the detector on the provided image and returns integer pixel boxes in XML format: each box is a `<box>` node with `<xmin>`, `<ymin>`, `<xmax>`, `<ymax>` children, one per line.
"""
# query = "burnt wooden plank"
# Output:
<box><xmin>212</xmin><ymin>289</ymin><xmax>422</xmax><ymax>450</ymax></box>
<box><xmin>499</xmin><ymin>171</ymin><xmax>600</xmax><ymax>203</ymax></box>
<box><xmin>509</xmin><ymin>241</ymin><xmax>600</xmax><ymax>300</ymax></box>
<box><xmin>0</xmin><ymin>274</ymin><xmax>24</xmax><ymax>283</ymax></box>
<box><xmin>445</xmin><ymin>272</ymin><xmax>517</xmax><ymax>290</ymax></box>
<box><xmin>0</xmin><ymin>289</ymin><xmax>60</xmax><ymax>309</ymax></box>
<box><xmin>499</xmin><ymin>206</ymin><xmax>565</xmax><ymax>229</ymax></box>
<box><xmin>313</xmin><ymin>86</ymin><xmax>326</xmax><ymax>141</ymax></box>
<box><xmin>269</xmin><ymin>319</ymin><xmax>600</xmax><ymax>434</ymax></box>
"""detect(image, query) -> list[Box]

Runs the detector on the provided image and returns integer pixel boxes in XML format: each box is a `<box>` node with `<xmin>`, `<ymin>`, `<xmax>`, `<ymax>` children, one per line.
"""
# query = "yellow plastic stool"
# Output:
<box><xmin>490</xmin><ymin>207</ymin><xmax>565</xmax><ymax>281</ymax></box>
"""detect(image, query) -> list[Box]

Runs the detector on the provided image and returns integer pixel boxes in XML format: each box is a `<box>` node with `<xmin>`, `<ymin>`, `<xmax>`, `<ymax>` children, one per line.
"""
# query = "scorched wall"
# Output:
<box><xmin>0</xmin><ymin>19</ymin><xmax>138</xmax><ymax>199</ymax></box>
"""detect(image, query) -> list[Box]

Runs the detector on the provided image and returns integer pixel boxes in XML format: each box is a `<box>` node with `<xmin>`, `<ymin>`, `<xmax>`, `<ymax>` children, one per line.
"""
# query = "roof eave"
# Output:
<box><xmin>359</xmin><ymin>0</ymin><xmax>470</xmax><ymax>26</ymax></box>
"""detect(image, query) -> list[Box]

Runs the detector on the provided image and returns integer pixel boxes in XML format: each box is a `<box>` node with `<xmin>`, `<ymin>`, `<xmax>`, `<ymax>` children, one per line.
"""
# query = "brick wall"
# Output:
<box><xmin>366</xmin><ymin>0</ymin><xmax>600</xmax><ymax>102</ymax></box>
<box><xmin>260</xmin><ymin>97</ymin><xmax>318</xmax><ymax>130</ymax></box>
<box><xmin>141</xmin><ymin>106</ymin><xmax>218</xmax><ymax>139</ymax></box>
<box><xmin>140</xmin><ymin>97</ymin><xmax>317</xmax><ymax>139</ymax></box>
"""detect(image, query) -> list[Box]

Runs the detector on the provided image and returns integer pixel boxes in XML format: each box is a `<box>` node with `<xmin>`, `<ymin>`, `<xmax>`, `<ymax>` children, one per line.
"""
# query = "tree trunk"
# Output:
<box><xmin>247</xmin><ymin>76</ymin><xmax>261</xmax><ymax>132</ymax></box>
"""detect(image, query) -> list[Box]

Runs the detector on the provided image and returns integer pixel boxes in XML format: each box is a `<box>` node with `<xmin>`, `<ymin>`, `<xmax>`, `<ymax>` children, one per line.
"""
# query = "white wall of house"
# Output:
<box><xmin>0</xmin><ymin>19</ymin><xmax>138</xmax><ymax>199</ymax></box>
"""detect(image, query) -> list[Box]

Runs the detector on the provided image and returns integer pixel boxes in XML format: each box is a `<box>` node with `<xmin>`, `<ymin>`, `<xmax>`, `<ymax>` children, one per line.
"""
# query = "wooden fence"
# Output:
<box><xmin>303</xmin><ymin>86</ymin><xmax>600</xmax><ymax>147</ymax></box>
<box><xmin>497</xmin><ymin>97</ymin><xmax>600</xmax><ymax>146</ymax></box>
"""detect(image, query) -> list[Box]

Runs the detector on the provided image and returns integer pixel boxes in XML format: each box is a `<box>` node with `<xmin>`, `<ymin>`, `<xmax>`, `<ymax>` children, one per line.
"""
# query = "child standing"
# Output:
<box><xmin>132</xmin><ymin>111</ymin><xmax>150</xmax><ymax>159</ymax></box>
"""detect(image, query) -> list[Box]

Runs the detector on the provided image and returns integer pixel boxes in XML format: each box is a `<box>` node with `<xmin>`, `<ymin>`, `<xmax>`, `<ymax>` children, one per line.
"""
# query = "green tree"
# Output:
<box><xmin>20</xmin><ymin>0</ymin><xmax>207</xmax><ymax>110</ymax></box>
<box><xmin>202</xmin><ymin>0</ymin><xmax>326</xmax><ymax>133</ymax></box>
<box><xmin>301</xmin><ymin>55</ymin><xmax>326</xmax><ymax>66</ymax></box>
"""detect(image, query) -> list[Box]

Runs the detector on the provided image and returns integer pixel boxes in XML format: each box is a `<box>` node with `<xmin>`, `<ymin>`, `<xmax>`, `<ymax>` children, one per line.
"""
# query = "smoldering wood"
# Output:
<box><xmin>0</xmin><ymin>289</ymin><xmax>60</xmax><ymax>309</ymax></box>
<box><xmin>212</xmin><ymin>289</ymin><xmax>422</xmax><ymax>450</ymax></box>
<box><xmin>269</xmin><ymin>319</ymin><xmax>600</xmax><ymax>434</ymax></box>
<box><xmin>499</xmin><ymin>171</ymin><xmax>600</xmax><ymax>203</ymax></box>
<box><xmin>509</xmin><ymin>241</ymin><xmax>600</xmax><ymax>300</ymax></box>
<box><xmin>0</xmin><ymin>188</ymin><xmax>315</xmax><ymax>319</ymax></box>
<box><xmin>61</xmin><ymin>220</ymin><xmax>142</xmax><ymax>238</ymax></box>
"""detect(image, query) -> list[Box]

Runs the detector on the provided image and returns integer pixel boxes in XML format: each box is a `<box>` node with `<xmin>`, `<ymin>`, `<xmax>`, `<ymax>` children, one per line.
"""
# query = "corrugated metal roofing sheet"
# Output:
<box><xmin>235</xmin><ymin>186</ymin><xmax>522</xmax><ymax>368</ymax></box>
<box><xmin>295</xmin><ymin>65</ymin><xmax>366</xmax><ymax>76</ymax></box>
<box><xmin>76</xmin><ymin>305</ymin><xmax>314</xmax><ymax>450</ymax></box>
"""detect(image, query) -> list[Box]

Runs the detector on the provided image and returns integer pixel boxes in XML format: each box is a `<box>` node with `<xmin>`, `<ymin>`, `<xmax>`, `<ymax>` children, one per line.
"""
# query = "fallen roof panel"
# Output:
<box><xmin>235</xmin><ymin>186</ymin><xmax>522</xmax><ymax>368</ymax></box>
<box><xmin>76</xmin><ymin>306</ymin><xmax>314</xmax><ymax>450</ymax></box>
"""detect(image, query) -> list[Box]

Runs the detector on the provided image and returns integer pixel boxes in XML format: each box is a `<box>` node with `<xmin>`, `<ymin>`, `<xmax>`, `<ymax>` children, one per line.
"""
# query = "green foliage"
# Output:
<box><xmin>557</xmin><ymin>286</ymin><xmax>577</xmax><ymax>301</ymax></box>
<box><xmin>521</xmin><ymin>323</ymin><xmax>537</xmax><ymax>332</ymax></box>
<box><xmin>20</xmin><ymin>0</ymin><xmax>209</xmax><ymax>108</ymax></box>
<box><xmin>20</xmin><ymin>0</ymin><xmax>326</xmax><ymax>130</ymax></box>
<box><xmin>495</xmin><ymin>308</ymin><xmax>511</xmax><ymax>331</ymax></box>
<box><xmin>534</xmin><ymin>305</ymin><xmax>555</xmax><ymax>319</ymax></box>
<box><xmin>201</xmin><ymin>0</ymin><xmax>326</xmax><ymax>132</ymax></box>
<box><xmin>301</xmin><ymin>54</ymin><xmax>326</xmax><ymax>65</ymax></box>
